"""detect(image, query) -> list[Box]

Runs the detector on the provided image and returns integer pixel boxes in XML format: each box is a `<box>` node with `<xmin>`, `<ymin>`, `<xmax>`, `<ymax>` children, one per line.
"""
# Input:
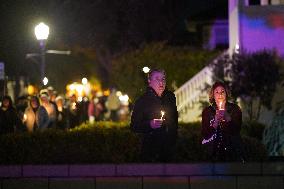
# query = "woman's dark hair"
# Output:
<box><xmin>209</xmin><ymin>82</ymin><xmax>230</xmax><ymax>104</ymax></box>
<box><xmin>29</xmin><ymin>95</ymin><xmax>40</xmax><ymax>107</ymax></box>
<box><xmin>1</xmin><ymin>95</ymin><xmax>13</xmax><ymax>108</ymax></box>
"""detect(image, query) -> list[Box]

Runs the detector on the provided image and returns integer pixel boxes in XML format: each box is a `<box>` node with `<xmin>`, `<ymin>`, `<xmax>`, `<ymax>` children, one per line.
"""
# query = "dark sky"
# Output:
<box><xmin>0</xmin><ymin>0</ymin><xmax>227</xmax><ymax>88</ymax></box>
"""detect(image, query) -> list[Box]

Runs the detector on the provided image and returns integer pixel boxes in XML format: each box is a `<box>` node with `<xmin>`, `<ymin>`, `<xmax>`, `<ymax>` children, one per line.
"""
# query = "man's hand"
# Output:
<box><xmin>150</xmin><ymin>119</ymin><xmax>163</xmax><ymax>129</ymax></box>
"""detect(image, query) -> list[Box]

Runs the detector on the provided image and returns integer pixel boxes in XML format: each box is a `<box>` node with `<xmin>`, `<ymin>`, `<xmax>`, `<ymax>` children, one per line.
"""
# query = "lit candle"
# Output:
<box><xmin>219</xmin><ymin>101</ymin><xmax>224</xmax><ymax>110</ymax></box>
<box><xmin>23</xmin><ymin>114</ymin><xmax>27</xmax><ymax>122</ymax></box>
<box><xmin>160</xmin><ymin>111</ymin><xmax>165</xmax><ymax>120</ymax></box>
<box><xmin>72</xmin><ymin>102</ymin><xmax>76</xmax><ymax>110</ymax></box>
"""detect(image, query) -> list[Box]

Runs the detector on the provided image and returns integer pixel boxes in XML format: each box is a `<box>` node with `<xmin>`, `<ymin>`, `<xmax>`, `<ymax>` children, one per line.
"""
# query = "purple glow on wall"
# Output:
<box><xmin>205</xmin><ymin>20</ymin><xmax>228</xmax><ymax>50</ymax></box>
<box><xmin>239</xmin><ymin>8</ymin><xmax>284</xmax><ymax>56</ymax></box>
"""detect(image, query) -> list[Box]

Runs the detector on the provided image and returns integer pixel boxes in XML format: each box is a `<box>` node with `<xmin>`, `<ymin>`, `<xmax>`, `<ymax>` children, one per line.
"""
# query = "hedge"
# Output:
<box><xmin>0</xmin><ymin>122</ymin><xmax>267</xmax><ymax>164</ymax></box>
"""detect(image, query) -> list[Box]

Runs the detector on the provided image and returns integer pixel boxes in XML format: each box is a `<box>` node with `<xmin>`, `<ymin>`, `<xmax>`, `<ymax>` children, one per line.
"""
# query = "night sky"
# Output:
<box><xmin>0</xmin><ymin>0</ymin><xmax>227</xmax><ymax>90</ymax></box>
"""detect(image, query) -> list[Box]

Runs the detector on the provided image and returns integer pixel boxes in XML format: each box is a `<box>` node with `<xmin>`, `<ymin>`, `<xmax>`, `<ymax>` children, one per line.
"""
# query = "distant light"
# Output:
<box><xmin>78</xmin><ymin>96</ymin><xmax>83</xmax><ymax>102</ymax></box>
<box><xmin>119</xmin><ymin>95</ymin><xmax>129</xmax><ymax>102</ymax></box>
<box><xmin>69</xmin><ymin>84</ymin><xmax>75</xmax><ymax>91</ymax></box>
<box><xmin>76</xmin><ymin>84</ymin><xmax>83</xmax><ymax>95</ymax></box>
<box><xmin>142</xmin><ymin>66</ymin><xmax>150</xmax><ymax>73</ymax></box>
<box><xmin>97</xmin><ymin>91</ymin><xmax>103</xmax><ymax>97</ymax></box>
<box><xmin>43</xmin><ymin>77</ymin><xmax>48</xmax><ymax>86</ymax></box>
<box><xmin>119</xmin><ymin>95</ymin><xmax>129</xmax><ymax>105</ymax></box>
<box><xmin>234</xmin><ymin>44</ymin><xmax>240</xmax><ymax>54</ymax></box>
<box><xmin>82</xmin><ymin>77</ymin><xmax>88</xmax><ymax>85</ymax></box>
<box><xmin>27</xmin><ymin>85</ymin><xmax>35</xmax><ymax>95</ymax></box>
<box><xmin>116</xmin><ymin>91</ymin><xmax>122</xmax><ymax>97</ymax></box>
<box><xmin>34</xmin><ymin>22</ymin><xmax>49</xmax><ymax>40</ymax></box>
<box><xmin>103</xmin><ymin>90</ymin><xmax>110</xmax><ymax>96</ymax></box>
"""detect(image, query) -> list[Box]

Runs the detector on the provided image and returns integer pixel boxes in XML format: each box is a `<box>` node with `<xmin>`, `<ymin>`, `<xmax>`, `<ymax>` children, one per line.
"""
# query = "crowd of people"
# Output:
<box><xmin>0</xmin><ymin>87</ymin><xmax>126</xmax><ymax>134</ymax></box>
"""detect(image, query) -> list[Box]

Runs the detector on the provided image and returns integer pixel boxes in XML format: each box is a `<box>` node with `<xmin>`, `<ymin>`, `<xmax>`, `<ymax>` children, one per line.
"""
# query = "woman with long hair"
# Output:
<box><xmin>201</xmin><ymin>82</ymin><xmax>245</xmax><ymax>162</ymax></box>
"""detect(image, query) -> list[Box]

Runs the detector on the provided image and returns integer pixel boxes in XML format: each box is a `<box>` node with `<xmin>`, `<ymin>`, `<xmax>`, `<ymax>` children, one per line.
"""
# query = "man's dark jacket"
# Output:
<box><xmin>130</xmin><ymin>87</ymin><xmax>178</xmax><ymax>161</ymax></box>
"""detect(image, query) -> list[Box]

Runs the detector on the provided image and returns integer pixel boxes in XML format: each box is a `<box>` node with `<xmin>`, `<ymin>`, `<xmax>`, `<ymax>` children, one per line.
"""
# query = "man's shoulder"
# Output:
<box><xmin>133</xmin><ymin>92</ymin><xmax>148</xmax><ymax>104</ymax></box>
<box><xmin>163</xmin><ymin>89</ymin><xmax>176</xmax><ymax>99</ymax></box>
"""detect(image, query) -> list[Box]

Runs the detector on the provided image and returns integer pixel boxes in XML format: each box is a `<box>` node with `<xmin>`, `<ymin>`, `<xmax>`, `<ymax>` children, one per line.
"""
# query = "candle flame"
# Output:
<box><xmin>219</xmin><ymin>102</ymin><xmax>224</xmax><ymax>110</ymax></box>
<box><xmin>160</xmin><ymin>111</ymin><xmax>165</xmax><ymax>120</ymax></box>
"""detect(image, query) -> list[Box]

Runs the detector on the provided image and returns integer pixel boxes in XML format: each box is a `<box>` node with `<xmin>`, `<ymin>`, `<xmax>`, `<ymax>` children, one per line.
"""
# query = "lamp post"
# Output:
<box><xmin>34</xmin><ymin>22</ymin><xmax>49</xmax><ymax>84</ymax></box>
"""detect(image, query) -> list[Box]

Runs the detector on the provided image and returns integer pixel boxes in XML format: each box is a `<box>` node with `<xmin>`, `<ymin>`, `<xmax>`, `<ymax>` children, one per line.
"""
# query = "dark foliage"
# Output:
<box><xmin>0</xmin><ymin>122</ymin><xmax>267</xmax><ymax>164</ymax></box>
<box><xmin>212</xmin><ymin>50</ymin><xmax>283</xmax><ymax>120</ymax></box>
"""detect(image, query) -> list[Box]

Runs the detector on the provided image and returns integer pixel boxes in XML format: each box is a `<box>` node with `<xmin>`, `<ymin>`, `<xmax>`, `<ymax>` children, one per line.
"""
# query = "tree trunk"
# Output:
<box><xmin>248</xmin><ymin>100</ymin><xmax>253</xmax><ymax>121</ymax></box>
<box><xmin>96</xmin><ymin>47</ymin><xmax>113</xmax><ymax>86</ymax></box>
<box><xmin>256</xmin><ymin>97</ymin><xmax>262</xmax><ymax>121</ymax></box>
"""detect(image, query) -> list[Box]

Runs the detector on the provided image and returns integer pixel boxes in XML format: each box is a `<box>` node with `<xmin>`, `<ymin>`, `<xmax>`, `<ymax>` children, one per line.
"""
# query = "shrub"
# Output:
<box><xmin>241</xmin><ymin>121</ymin><xmax>266</xmax><ymax>141</ymax></box>
<box><xmin>0</xmin><ymin>122</ymin><xmax>267</xmax><ymax>164</ymax></box>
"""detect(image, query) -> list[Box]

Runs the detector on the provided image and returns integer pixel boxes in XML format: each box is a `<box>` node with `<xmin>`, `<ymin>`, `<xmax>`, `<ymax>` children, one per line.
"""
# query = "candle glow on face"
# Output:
<box><xmin>160</xmin><ymin>111</ymin><xmax>165</xmax><ymax>120</ymax></box>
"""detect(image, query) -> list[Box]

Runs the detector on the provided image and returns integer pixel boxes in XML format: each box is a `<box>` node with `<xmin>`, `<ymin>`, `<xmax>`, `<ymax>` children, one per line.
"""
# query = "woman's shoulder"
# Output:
<box><xmin>24</xmin><ymin>106</ymin><xmax>32</xmax><ymax>112</ymax></box>
<box><xmin>227</xmin><ymin>101</ymin><xmax>240</xmax><ymax>108</ymax></box>
<box><xmin>227</xmin><ymin>102</ymin><xmax>242</xmax><ymax>112</ymax></box>
<box><xmin>202</xmin><ymin>105</ymin><xmax>215</xmax><ymax>114</ymax></box>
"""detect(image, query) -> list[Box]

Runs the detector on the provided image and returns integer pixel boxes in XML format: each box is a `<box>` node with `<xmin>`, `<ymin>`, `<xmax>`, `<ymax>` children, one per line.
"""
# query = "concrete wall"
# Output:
<box><xmin>0</xmin><ymin>162</ymin><xmax>283</xmax><ymax>189</ymax></box>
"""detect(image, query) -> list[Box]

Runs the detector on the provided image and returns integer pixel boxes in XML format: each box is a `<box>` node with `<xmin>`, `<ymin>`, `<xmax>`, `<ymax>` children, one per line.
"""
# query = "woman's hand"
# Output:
<box><xmin>215</xmin><ymin>110</ymin><xmax>225</xmax><ymax>122</ymax></box>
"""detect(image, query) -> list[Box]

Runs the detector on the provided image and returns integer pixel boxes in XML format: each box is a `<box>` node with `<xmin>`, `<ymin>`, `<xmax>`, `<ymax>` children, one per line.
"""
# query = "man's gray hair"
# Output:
<box><xmin>147</xmin><ymin>69</ymin><xmax>166</xmax><ymax>80</ymax></box>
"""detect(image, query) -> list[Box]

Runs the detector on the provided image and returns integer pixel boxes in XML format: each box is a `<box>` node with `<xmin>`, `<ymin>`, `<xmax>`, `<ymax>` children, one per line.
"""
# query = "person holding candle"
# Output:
<box><xmin>201</xmin><ymin>81</ymin><xmax>245</xmax><ymax>162</ymax></box>
<box><xmin>130</xmin><ymin>69</ymin><xmax>178</xmax><ymax>162</ymax></box>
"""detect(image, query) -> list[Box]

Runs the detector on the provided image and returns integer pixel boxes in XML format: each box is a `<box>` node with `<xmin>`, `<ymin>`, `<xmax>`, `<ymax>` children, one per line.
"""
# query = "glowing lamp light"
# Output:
<box><xmin>42</xmin><ymin>77</ymin><xmax>48</xmax><ymax>86</ymax></box>
<box><xmin>142</xmin><ymin>66</ymin><xmax>150</xmax><ymax>73</ymax></box>
<box><xmin>234</xmin><ymin>44</ymin><xmax>240</xmax><ymax>54</ymax></box>
<box><xmin>103</xmin><ymin>90</ymin><xmax>110</xmax><ymax>96</ymax></box>
<box><xmin>116</xmin><ymin>91</ymin><xmax>122</xmax><ymax>97</ymax></box>
<box><xmin>34</xmin><ymin>22</ymin><xmax>49</xmax><ymax>40</ymax></box>
<box><xmin>119</xmin><ymin>94</ymin><xmax>129</xmax><ymax>102</ymax></box>
<box><xmin>27</xmin><ymin>85</ymin><xmax>35</xmax><ymax>95</ymax></box>
<box><xmin>76</xmin><ymin>84</ymin><xmax>84</xmax><ymax>94</ymax></box>
<box><xmin>82</xmin><ymin>77</ymin><xmax>88</xmax><ymax>85</ymax></box>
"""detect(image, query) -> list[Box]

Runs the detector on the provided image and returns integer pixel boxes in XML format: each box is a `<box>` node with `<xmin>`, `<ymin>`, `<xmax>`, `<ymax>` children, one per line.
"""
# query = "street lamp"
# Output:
<box><xmin>142</xmin><ymin>66</ymin><xmax>150</xmax><ymax>74</ymax></box>
<box><xmin>34</xmin><ymin>22</ymin><xmax>49</xmax><ymax>84</ymax></box>
<box><xmin>82</xmin><ymin>77</ymin><xmax>88</xmax><ymax>85</ymax></box>
<box><xmin>42</xmin><ymin>77</ymin><xmax>48</xmax><ymax>86</ymax></box>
